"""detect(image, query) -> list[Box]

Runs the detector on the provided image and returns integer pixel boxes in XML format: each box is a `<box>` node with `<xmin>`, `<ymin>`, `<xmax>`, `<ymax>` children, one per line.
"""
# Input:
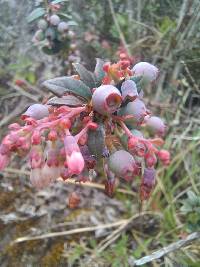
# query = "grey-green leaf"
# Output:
<box><xmin>52</xmin><ymin>0</ymin><xmax>69</xmax><ymax>4</ymax></box>
<box><xmin>42</xmin><ymin>76</ymin><xmax>92</xmax><ymax>100</ymax></box>
<box><xmin>66</xmin><ymin>20</ymin><xmax>78</xmax><ymax>26</ymax></box>
<box><xmin>27</xmin><ymin>8</ymin><xmax>45</xmax><ymax>23</ymax></box>
<box><xmin>73</xmin><ymin>63</ymin><xmax>96</xmax><ymax>88</ymax></box>
<box><xmin>47</xmin><ymin>95</ymin><xmax>86</xmax><ymax>107</ymax></box>
<box><xmin>94</xmin><ymin>58</ymin><xmax>106</xmax><ymax>84</ymax></box>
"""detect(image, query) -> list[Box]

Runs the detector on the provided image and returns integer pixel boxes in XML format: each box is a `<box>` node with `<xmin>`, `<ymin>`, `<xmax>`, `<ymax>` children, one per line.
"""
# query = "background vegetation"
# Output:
<box><xmin>0</xmin><ymin>0</ymin><xmax>199</xmax><ymax>266</ymax></box>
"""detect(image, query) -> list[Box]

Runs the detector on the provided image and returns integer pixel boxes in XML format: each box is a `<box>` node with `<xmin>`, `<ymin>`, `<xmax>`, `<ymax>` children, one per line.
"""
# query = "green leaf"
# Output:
<box><xmin>180</xmin><ymin>202</ymin><xmax>193</xmax><ymax>213</ymax></box>
<box><xmin>73</xmin><ymin>63</ymin><xmax>96</xmax><ymax>88</ymax></box>
<box><xmin>94</xmin><ymin>58</ymin><xmax>106</xmax><ymax>84</ymax></box>
<box><xmin>187</xmin><ymin>191</ymin><xmax>198</xmax><ymax>204</ymax></box>
<box><xmin>27</xmin><ymin>8</ymin><xmax>45</xmax><ymax>23</ymax></box>
<box><xmin>58</xmin><ymin>12</ymin><xmax>72</xmax><ymax>20</ymax></box>
<box><xmin>51</xmin><ymin>0</ymin><xmax>68</xmax><ymax>4</ymax></box>
<box><xmin>47</xmin><ymin>95</ymin><xmax>86</xmax><ymax>106</ymax></box>
<box><xmin>130</xmin><ymin>76</ymin><xmax>142</xmax><ymax>84</ymax></box>
<box><xmin>66</xmin><ymin>20</ymin><xmax>78</xmax><ymax>26</ymax></box>
<box><xmin>42</xmin><ymin>76</ymin><xmax>92</xmax><ymax>100</ymax></box>
<box><xmin>88</xmin><ymin>124</ymin><xmax>105</xmax><ymax>159</ymax></box>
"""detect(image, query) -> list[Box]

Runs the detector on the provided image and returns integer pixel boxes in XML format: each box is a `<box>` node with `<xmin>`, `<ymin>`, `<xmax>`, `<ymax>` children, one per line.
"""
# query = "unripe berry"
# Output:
<box><xmin>49</xmin><ymin>14</ymin><xmax>60</xmax><ymax>26</ymax></box>
<box><xmin>23</xmin><ymin>104</ymin><xmax>49</xmax><ymax>120</ymax></box>
<box><xmin>145</xmin><ymin>116</ymin><xmax>166</xmax><ymax>136</ymax></box>
<box><xmin>108</xmin><ymin>150</ymin><xmax>136</xmax><ymax>181</ymax></box>
<box><xmin>132</xmin><ymin>62</ymin><xmax>159</xmax><ymax>82</ymax></box>
<box><xmin>145</xmin><ymin>152</ymin><xmax>157</xmax><ymax>167</ymax></box>
<box><xmin>34</xmin><ymin>30</ymin><xmax>45</xmax><ymax>41</ymax></box>
<box><xmin>45</xmin><ymin>28</ymin><xmax>56</xmax><ymax>40</ymax></box>
<box><xmin>121</xmin><ymin>80</ymin><xmax>138</xmax><ymax>102</ymax></box>
<box><xmin>38</xmin><ymin>19</ymin><xmax>48</xmax><ymax>30</ymax></box>
<box><xmin>92</xmin><ymin>85</ymin><xmax>122</xmax><ymax>115</ymax></box>
<box><xmin>57</xmin><ymin>21</ymin><xmax>68</xmax><ymax>33</ymax></box>
<box><xmin>118</xmin><ymin>98</ymin><xmax>147</xmax><ymax>124</ymax></box>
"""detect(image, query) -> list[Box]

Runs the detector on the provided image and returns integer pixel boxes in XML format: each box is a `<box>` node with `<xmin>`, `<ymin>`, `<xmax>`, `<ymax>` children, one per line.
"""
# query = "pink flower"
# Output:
<box><xmin>30</xmin><ymin>165</ymin><xmax>61</xmax><ymax>189</ymax></box>
<box><xmin>0</xmin><ymin>154</ymin><xmax>9</xmax><ymax>170</ymax></box>
<box><xmin>67</xmin><ymin>151</ymin><xmax>85</xmax><ymax>175</ymax></box>
<box><xmin>64</xmin><ymin>135</ymin><xmax>85</xmax><ymax>175</ymax></box>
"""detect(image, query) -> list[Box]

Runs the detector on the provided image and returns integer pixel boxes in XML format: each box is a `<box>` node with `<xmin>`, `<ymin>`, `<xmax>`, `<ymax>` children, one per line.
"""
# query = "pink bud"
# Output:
<box><xmin>0</xmin><ymin>154</ymin><xmax>9</xmax><ymax>170</ymax></box>
<box><xmin>22</xmin><ymin>104</ymin><xmax>49</xmax><ymax>120</ymax></box>
<box><xmin>48</xmin><ymin>130</ymin><xmax>58</xmax><ymax>141</ymax></box>
<box><xmin>31</xmin><ymin>131</ymin><xmax>41</xmax><ymax>145</ymax></box>
<box><xmin>67</xmin><ymin>151</ymin><xmax>85</xmax><ymax>175</ymax></box>
<box><xmin>157</xmin><ymin>149</ymin><xmax>170</xmax><ymax>165</ymax></box>
<box><xmin>8</xmin><ymin>123</ymin><xmax>21</xmax><ymax>131</ymax></box>
<box><xmin>29</xmin><ymin>148</ymin><xmax>44</xmax><ymax>169</ymax></box>
<box><xmin>92</xmin><ymin>85</ymin><xmax>122</xmax><ymax>115</ymax></box>
<box><xmin>140</xmin><ymin>168</ymin><xmax>156</xmax><ymax>200</ymax></box>
<box><xmin>145</xmin><ymin>152</ymin><xmax>157</xmax><ymax>168</ymax></box>
<box><xmin>132</xmin><ymin>62</ymin><xmax>159</xmax><ymax>82</ymax></box>
<box><xmin>128</xmin><ymin>136</ymin><xmax>146</xmax><ymax>157</ymax></box>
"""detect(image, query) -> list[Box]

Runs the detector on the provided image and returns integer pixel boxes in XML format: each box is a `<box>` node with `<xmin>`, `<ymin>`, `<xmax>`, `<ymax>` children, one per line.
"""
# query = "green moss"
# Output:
<box><xmin>41</xmin><ymin>242</ymin><xmax>64</xmax><ymax>267</ymax></box>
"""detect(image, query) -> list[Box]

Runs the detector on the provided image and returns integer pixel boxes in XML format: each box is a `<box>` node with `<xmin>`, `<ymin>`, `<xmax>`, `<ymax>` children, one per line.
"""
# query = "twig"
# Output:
<box><xmin>181</xmin><ymin>61</ymin><xmax>200</xmax><ymax>94</ymax></box>
<box><xmin>0</xmin><ymin>100</ymin><xmax>28</xmax><ymax>128</ymax></box>
<box><xmin>129</xmin><ymin>232</ymin><xmax>200</xmax><ymax>266</ymax></box>
<box><xmin>107</xmin><ymin>0</ymin><xmax>131</xmax><ymax>56</ymax></box>
<box><xmin>95</xmin><ymin>212</ymin><xmax>162</xmax><ymax>253</ymax></box>
<box><xmin>7</xmin><ymin>82</ymin><xmax>39</xmax><ymax>102</ymax></box>
<box><xmin>3</xmin><ymin>168</ymin><xmax>136</xmax><ymax>196</ymax></box>
<box><xmin>13</xmin><ymin>220</ymin><xmax>127</xmax><ymax>243</ymax></box>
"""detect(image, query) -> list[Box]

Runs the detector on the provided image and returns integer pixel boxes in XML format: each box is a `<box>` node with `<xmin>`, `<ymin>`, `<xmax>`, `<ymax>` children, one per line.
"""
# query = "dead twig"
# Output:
<box><xmin>129</xmin><ymin>232</ymin><xmax>200</xmax><ymax>266</ymax></box>
<box><xmin>7</xmin><ymin>82</ymin><xmax>39</xmax><ymax>102</ymax></box>
<box><xmin>3</xmin><ymin>168</ymin><xmax>136</xmax><ymax>196</ymax></box>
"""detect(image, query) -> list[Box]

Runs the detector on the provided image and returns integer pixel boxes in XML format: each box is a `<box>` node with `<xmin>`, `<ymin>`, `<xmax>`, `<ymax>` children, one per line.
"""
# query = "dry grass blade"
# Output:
<box><xmin>13</xmin><ymin>220</ymin><xmax>127</xmax><ymax>244</ymax></box>
<box><xmin>95</xmin><ymin>212</ymin><xmax>162</xmax><ymax>253</ymax></box>
<box><xmin>7</xmin><ymin>82</ymin><xmax>39</xmax><ymax>102</ymax></box>
<box><xmin>4</xmin><ymin>168</ymin><xmax>136</xmax><ymax>196</ymax></box>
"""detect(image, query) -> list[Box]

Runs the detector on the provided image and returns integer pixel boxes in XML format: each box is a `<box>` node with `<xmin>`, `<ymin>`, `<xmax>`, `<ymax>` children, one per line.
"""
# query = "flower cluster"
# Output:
<box><xmin>0</xmin><ymin>55</ymin><xmax>170</xmax><ymax>206</ymax></box>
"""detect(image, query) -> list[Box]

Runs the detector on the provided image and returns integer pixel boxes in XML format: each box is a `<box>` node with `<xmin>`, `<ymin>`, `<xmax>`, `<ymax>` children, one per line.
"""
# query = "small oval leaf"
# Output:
<box><xmin>52</xmin><ymin>0</ymin><xmax>69</xmax><ymax>4</ymax></box>
<box><xmin>42</xmin><ymin>76</ymin><xmax>92</xmax><ymax>100</ymax></box>
<box><xmin>88</xmin><ymin>124</ymin><xmax>106</xmax><ymax>159</ymax></box>
<box><xmin>73</xmin><ymin>63</ymin><xmax>96</xmax><ymax>88</ymax></box>
<box><xmin>94</xmin><ymin>58</ymin><xmax>106</xmax><ymax>85</ymax></box>
<box><xmin>47</xmin><ymin>95</ymin><xmax>86</xmax><ymax>106</ymax></box>
<box><xmin>27</xmin><ymin>8</ymin><xmax>45</xmax><ymax>23</ymax></box>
